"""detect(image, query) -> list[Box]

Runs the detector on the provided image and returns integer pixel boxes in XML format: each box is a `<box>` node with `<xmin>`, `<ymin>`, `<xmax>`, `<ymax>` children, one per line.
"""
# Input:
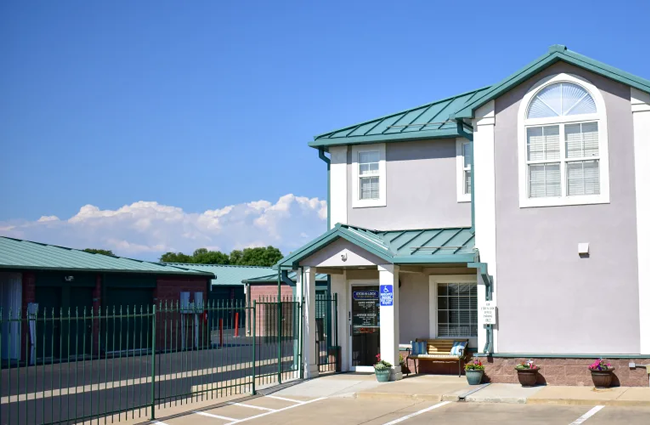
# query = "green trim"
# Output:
<box><xmin>0</xmin><ymin>264</ymin><xmax>213</xmax><ymax>277</ymax></box>
<box><xmin>456</xmin><ymin>120</ymin><xmax>475</xmax><ymax>231</ymax></box>
<box><xmin>310</xmin><ymin>128</ymin><xmax>461</xmax><ymax>149</ymax></box>
<box><xmin>482</xmin><ymin>353</ymin><xmax>650</xmax><ymax>359</ymax></box>
<box><xmin>393</xmin><ymin>254</ymin><xmax>475</xmax><ymax>264</ymax></box>
<box><xmin>453</xmin><ymin>45</ymin><xmax>650</xmax><ymax>119</ymax></box>
<box><xmin>276</xmin><ymin>224</ymin><xmax>476</xmax><ymax>268</ymax></box>
<box><xmin>277</xmin><ymin>224</ymin><xmax>394</xmax><ymax>268</ymax></box>
<box><xmin>318</xmin><ymin>147</ymin><xmax>331</xmax><ymax>229</ymax></box>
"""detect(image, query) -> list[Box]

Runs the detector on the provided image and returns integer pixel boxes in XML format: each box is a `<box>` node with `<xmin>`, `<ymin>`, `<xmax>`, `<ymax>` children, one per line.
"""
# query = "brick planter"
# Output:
<box><xmin>482</xmin><ymin>357</ymin><xmax>648</xmax><ymax>387</ymax></box>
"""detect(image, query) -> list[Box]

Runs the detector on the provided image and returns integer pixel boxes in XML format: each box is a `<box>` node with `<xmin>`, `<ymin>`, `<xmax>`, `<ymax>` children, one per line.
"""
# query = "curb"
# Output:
<box><xmin>526</xmin><ymin>398</ymin><xmax>650</xmax><ymax>407</ymax></box>
<box><xmin>355</xmin><ymin>392</ymin><xmax>444</xmax><ymax>402</ymax></box>
<box><xmin>354</xmin><ymin>391</ymin><xmax>650</xmax><ymax>407</ymax></box>
<box><xmin>464</xmin><ymin>396</ymin><xmax>527</xmax><ymax>404</ymax></box>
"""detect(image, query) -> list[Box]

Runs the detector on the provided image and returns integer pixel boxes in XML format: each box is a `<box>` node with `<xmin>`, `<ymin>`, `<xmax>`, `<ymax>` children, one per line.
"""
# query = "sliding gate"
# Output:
<box><xmin>0</xmin><ymin>297</ymin><xmax>303</xmax><ymax>424</ymax></box>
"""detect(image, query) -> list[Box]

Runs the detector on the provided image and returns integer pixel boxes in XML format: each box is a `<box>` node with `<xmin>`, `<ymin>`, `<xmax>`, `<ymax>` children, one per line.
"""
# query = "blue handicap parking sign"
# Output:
<box><xmin>379</xmin><ymin>285</ymin><xmax>393</xmax><ymax>306</ymax></box>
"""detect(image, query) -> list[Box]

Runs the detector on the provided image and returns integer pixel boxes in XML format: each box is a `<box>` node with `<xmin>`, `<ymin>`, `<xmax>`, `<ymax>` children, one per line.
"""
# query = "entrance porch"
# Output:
<box><xmin>277</xmin><ymin>224</ymin><xmax>491</xmax><ymax>381</ymax></box>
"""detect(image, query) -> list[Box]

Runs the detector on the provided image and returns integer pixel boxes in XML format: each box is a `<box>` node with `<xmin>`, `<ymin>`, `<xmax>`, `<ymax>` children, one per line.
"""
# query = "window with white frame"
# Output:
<box><xmin>456</xmin><ymin>139</ymin><xmax>472</xmax><ymax>202</ymax></box>
<box><xmin>437</xmin><ymin>283</ymin><xmax>477</xmax><ymax>338</ymax></box>
<box><xmin>519</xmin><ymin>74</ymin><xmax>609</xmax><ymax>207</ymax></box>
<box><xmin>358</xmin><ymin>150</ymin><xmax>380</xmax><ymax>200</ymax></box>
<box><xmin>351</xmin><ymin>143</ymin><xmax>386</xmax><ymax>208</ymax></box>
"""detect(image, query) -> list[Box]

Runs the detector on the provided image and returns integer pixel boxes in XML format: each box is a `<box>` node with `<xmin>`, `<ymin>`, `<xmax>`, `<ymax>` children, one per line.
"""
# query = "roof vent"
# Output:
<box><xmin>548</xmin><ymin>44</ymin><xmax>567</xmax><ymax>53</ymax></box>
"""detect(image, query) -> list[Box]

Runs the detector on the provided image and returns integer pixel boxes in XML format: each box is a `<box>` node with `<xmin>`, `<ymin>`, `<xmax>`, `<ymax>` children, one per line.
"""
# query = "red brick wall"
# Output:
<box><xmin>482</xmin><ymin>357</ymin><xmax>649</xmax><ymax>387</ymax></box>
<box><xmin>250</xmin><ymin>283</ymin><xmax>293</xmax><ymax>301</ymax></box>
<box><xmin>155</xmin><ymin>276</ymin><xmax>209</xmax><ymax>350</ymax></box>
<box><xmin>155</xmin><ymin>276</ymin><xmax>208</xmax><ymax>305</ymax></box>
<box><xmin>249</xmin><ymin>284</ymin><xmax>294</xmax><ymax>337</ymax></box>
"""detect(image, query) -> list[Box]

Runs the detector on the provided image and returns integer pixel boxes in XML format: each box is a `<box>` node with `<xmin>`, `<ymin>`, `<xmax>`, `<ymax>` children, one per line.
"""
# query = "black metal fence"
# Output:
<box><xmin>316</xmin><ymin>293</ymin><xmax>338</xmax><ymax>373</ymax></box>
<box><xmin>0</xmin><ymin>298</ymin><xmax>304</xmax><ymax>424</ymax></box>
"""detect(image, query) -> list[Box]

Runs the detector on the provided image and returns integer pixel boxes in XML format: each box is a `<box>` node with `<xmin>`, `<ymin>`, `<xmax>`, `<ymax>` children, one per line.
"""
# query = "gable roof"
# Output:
<box><xmin>453</xmin><ymin>45</ymin><xmax>650</xmax><ymax>119</ymax></box>
<box><xmin>276</xmin><ymin>224</ymin><xmax>476</xmax><ymax>269</ymax></box>
<box><xmin>163</xmin><ymin>263</ymin><xmax>276</xmax><ymax>287</ymax></box>
<box><xmin>0</xmin><ymin>236</ymin><xmax>213</xmax><ymax>276</ymax></box>
<box><xmin>309</xmin><ymin>86</ymin><xmax>491</xmax><ymax>149</ymax></box>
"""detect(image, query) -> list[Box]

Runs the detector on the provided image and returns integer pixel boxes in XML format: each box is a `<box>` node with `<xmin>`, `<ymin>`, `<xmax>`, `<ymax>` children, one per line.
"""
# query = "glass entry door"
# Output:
<box><xmin>351</xmin><ymin>285</ymin><xmax>380</xmax><ymax>369</ymax></box>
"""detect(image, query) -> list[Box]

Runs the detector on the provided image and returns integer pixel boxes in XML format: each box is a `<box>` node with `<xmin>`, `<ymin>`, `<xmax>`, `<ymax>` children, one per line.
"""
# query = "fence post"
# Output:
<box><xmin>277</xmin><ymin>297</ymin><xmax>282</xmax><ymax>384</ymax></box>
<box><xmin>150</xmin><ymin>304</ymin><xmax>157</xmax><ymax>420</ymax></box>
<box><xmin>333</xmin><ymin>293</ymin><xmax>338</xmax><ymax>347</ymax></box>
<box><xmin>252</xmin><ymin>301</ymin><xmax>257</xmax><ymax>395</ymax></box>
<box><xmin>299</xmin><ymin>297</ymin><xmax>304</xmax><ymax>380</ymax></box>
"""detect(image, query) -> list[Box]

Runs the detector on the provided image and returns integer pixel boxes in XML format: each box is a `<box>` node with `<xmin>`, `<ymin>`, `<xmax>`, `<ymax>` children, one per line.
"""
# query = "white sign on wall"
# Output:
<box><xmin>481</xmin><ymin>301</ymin><xmax>497</xmax><ymax>325</ymax></box>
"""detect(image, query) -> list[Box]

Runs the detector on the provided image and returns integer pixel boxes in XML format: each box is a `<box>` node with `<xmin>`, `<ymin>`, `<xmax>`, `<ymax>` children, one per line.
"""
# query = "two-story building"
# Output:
<box><xmin>276</xmin><ymin>45</ymin><xmax>650</xmax><ymax>386</ymax></box>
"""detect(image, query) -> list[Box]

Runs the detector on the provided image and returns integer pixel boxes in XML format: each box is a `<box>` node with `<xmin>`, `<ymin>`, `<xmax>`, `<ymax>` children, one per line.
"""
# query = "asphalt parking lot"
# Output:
<box><xmin>153</xmin><ymin>394</ymin><xmax>650</xmax><ymax>425</ymax></box>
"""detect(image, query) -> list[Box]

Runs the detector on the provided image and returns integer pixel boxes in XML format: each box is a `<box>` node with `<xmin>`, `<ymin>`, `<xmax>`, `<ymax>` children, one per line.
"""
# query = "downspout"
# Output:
<box><xmin>318</xmin><ymin>147</ymin><xmax>331</xmax><ymax>230</ymax></box>
<box><xmin>468</xmin><ymin>260</ymin><xmax>494</xmax><ymax>355</ymax></box>
<box><xmin>456</xmin><ymin>120</ymin><xmax>475</xmax><ymax>232</ymax></box>
<box><xmin>458</xmin><ymin>120</ymin><xmax>493</xmax><ymax>354</ymax></box>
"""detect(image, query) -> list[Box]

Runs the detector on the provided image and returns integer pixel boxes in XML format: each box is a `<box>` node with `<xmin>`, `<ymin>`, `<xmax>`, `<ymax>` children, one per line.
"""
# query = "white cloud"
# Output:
<box><xmin>37</xmin><ymin>215</ymin><xmax>59</xmax><ymax>222</ymax></box>
<box><xmin>0</xmin><ymin>194</ymin><xmax>327</xmax><ymax>260</ymax></box>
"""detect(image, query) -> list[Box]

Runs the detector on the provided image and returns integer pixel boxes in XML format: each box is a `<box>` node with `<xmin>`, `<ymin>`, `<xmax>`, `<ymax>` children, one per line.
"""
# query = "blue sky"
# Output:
<box><xmin>1</xmin><ymin>0</ymin><xmax>648</xmax><ymax>259</ymax></box>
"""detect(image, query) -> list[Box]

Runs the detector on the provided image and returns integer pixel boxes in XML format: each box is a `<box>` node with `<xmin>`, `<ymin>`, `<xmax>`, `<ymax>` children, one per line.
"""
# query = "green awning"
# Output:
<box><xmin>276</xmin><ymin>224</ymin><xmax>476</xmax><ymax>269</ymax></box>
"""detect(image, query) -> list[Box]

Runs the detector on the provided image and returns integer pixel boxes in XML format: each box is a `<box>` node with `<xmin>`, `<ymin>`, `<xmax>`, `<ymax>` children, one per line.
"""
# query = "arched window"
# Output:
<box><xmin>518</xmin><ymin>73</ymin><xmax>610</xmax><ymax>207</ymax></box>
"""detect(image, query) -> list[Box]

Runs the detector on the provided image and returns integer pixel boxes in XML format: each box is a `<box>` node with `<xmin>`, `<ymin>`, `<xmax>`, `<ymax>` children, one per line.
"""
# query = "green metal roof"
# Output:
<box><xmin>453</xmin><ymin>45</ymin><xmax>650</xmax><ymax>119</ymax></box>
<box><xmin>0</xmin><ymin>237</ymin><xmax>213</xmax><ymax>276</ymax></box>
<box><xmin>165</xmin><ymin>263</ymin><xmax>277</xmax><ymax>287</ymax></box>
<box><xmin>276</xmin><ymin>224</ymin><xmax>476</xmax><ymax>269</ymax></box>
<box><xmin>309</xmin><ymin>86</ymin><xmax>491</xmax><ymax>149</ymax></box>
<box><xmin>310</xmin><ymin>45</ymin><xmax>650</xmax><ymax>149</ymax></box>
<box><xmin>243</xmin><ymin>271</ymin><xmax>328</xmax><ymax>285</ymax></box>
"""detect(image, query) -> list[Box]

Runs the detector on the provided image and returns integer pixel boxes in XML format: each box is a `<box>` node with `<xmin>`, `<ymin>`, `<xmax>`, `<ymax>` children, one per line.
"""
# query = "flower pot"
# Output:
<box><xmin>375</xmin><ymin>369</ymin><xmax>391</xmax><ymax>382</ymax></box>
<box><xmin>465</xmin><ymin>369</ymin><xmax>484</xmax><ymax>385</ymax></box>
<box><xmin>591</xmin><ymin>368</ymin><xmax>615</xmax><ymax>388</ymax></box>
<box><xmin>516</xmin><ymin>368</ymin><xmax>540</xmax><ymax>387</ymax></box>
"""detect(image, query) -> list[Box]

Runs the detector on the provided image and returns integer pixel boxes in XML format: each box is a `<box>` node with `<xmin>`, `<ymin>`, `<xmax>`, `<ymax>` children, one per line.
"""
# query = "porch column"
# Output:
<box><xmin>296</xmin><ymin>267</ymin><xmax>319</xmax><ymax>378</ymax></box>
<box><xmin>330</xmin><ymin>270</ymin><xmax>349</xmax><ymax>372</ymax></box>
<box><xmin>379</xmin><ymin>264</ymin><xmax>401</xmax><ymax>381</ymax></box>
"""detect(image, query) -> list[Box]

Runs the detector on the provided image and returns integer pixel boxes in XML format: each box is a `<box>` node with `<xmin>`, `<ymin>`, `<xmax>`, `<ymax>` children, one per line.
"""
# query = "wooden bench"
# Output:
<box><xmin>407</xmin><ymin>339</ymin><xmax>468</xmax><ymax>376</ymax></box>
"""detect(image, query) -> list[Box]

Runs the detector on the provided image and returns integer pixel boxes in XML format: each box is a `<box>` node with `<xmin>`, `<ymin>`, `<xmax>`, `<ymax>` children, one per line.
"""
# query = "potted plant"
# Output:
<box><xmin>464</xmin><ymin>358</ymin><xmax>485</xmax><ymax>385</ymax></box>
<box><xmin>374</xmin><ymin>354</ymin><xmax>393</xmax><ymax>382</ymax></box>
<box><xmin>589</xmin><ymin>359</ymin><xmax>615</xmax><ymax>388</ymax></box>
<box><xmin>515</xmin><ymin>359</ymin><xmax>540</xmax><ymax>387</ymax></box>
<box><xmin>399</xmin><ymin>353</ymin><xmax>410</xmax><ymax>376</ymax></box>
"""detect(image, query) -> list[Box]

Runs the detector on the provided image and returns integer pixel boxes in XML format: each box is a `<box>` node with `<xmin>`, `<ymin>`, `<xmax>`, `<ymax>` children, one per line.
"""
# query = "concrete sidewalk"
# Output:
<box><xmin>270</xmin><ymin>373</ymin><xmax>650</xmax><ymax>407</ymax></box>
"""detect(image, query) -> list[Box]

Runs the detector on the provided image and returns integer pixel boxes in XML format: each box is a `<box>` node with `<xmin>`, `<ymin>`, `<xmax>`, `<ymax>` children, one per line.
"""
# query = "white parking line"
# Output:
<box><xmin>225</xmin><ymin>397</ymin><xmax>326</xmax><ymax>425</ymax></box>
<box><xmin>153</xmin><ymin>421</ymin><xmax>169</xmax><ymax>425</ymax></box>
<box><xmin>265</xmin><ymin>395</ymin><xmax>305</xmax><ymax>404</ymax></box>
<box><xmin>193</xmin><ymin>410</ymin><xmax>238</xmax><ymax>421</ymax></box>
<box><xmin>382</xmin><ymin>401</ymin><xmax>451</xmax><ymax>425</ymax></box>
<box><xmin>227</xmin><ymin>402</ymin><xmax>275</xmax><ymax>411</ymax></box>
<box><xmin>570</xmin><ymin>405</ymin><xmax>605</xmax><ymax>424</ymax></box>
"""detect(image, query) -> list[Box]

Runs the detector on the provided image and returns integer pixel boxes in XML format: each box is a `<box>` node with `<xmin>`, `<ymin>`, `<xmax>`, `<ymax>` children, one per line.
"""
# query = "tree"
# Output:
<box><xmin>159</xmin><ymin>246</ymin><xmax>283</xmax><ymax>266</ymax></box>
<box><xmin>229</xmin><ymin>250</ymin><xmax>243</xmax><ymax>265</ymax></box>
<box><xmin>238</xmin><ymin>246</ymin><xmax>283</xmax><ymax>267</ymax></box>
<box><xmin>83</xmin><ymin>248</ymin><xmax>115</xmax><ymax>256</ymax></box>
<box><xmin>159</xmin><ymin>252</ymin><xmax>192</xmax><ymax>263</ymax></box>
<box><xmin>193</xmin><ymin>249</ymin><xmax>230</xmax><ymax>265</ymax></box>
